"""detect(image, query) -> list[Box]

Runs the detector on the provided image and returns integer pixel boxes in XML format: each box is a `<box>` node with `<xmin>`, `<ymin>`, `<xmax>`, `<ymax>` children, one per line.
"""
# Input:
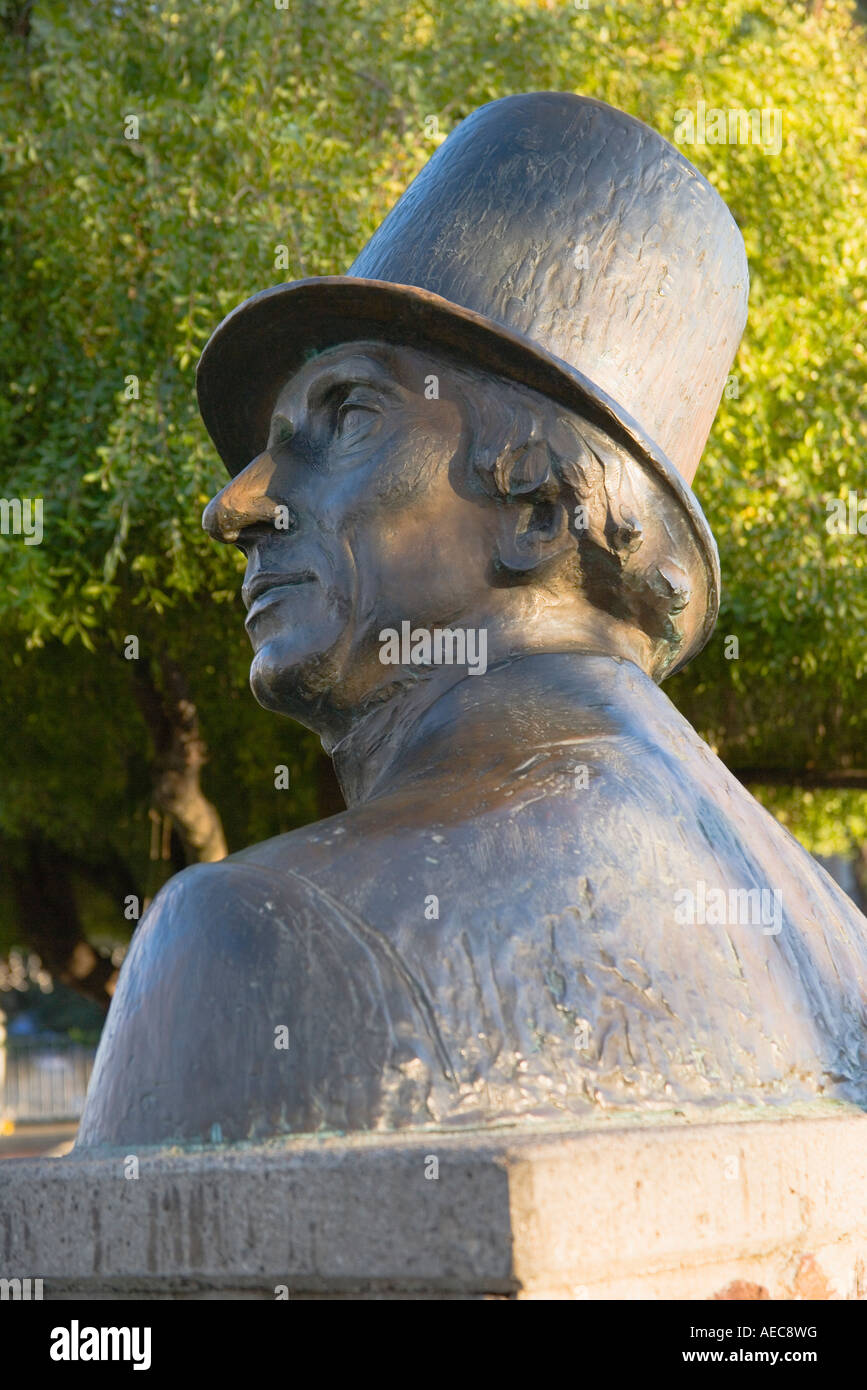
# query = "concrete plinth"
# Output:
<box><xmin>2</xmin><ymin>1108</ymin><xmax>866</xmax><ymax>1299</ymax></box>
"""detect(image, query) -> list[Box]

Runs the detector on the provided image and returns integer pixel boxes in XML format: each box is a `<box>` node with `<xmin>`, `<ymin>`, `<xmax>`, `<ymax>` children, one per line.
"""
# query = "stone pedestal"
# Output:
<box><xmin>2</xmin><ymin>1108</ymin><xmax>866</xmax><ymax>1299</ymax></box>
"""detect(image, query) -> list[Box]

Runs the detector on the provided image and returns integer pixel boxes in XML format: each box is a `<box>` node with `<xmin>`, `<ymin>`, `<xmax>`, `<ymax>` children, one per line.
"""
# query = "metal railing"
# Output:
<box><xmin>1</xmin><ymin>1038</ymin><xmax>96</xmax><ymax>1122</ymax></box>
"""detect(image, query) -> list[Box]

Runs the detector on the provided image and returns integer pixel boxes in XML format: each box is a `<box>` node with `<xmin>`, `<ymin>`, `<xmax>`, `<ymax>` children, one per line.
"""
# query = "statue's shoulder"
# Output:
<box><xmin>125</xmin><ymin>858</ymin><xmax>293</xmax><ymax>967</ymax></box>
<box><xmin>139</xmin><ymin>814</ymin><xmax>355</xmax><ymax>934</ymax></box>
<box><xmin>78</xmin><ymin>837</ymin><xmax>452</xmax><ymax>1151</ymax></box>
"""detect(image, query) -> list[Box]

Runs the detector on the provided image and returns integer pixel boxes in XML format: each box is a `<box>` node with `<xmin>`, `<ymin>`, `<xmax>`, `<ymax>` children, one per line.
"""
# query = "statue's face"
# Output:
<box><xmin>202</xmin><ymin>341</ymin><xmax>500</xmax><ymax>736</ymax></box>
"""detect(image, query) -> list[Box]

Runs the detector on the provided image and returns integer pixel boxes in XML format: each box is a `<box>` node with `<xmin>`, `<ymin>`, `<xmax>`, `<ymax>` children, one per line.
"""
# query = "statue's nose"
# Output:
<box><xmin>202</xmin><ymin>451</ymin><xmax>280</xmax><ymax>543</ymax></box>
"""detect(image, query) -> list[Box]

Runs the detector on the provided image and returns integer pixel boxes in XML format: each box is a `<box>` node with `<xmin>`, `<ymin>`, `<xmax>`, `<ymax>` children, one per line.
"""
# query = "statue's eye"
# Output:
<box><xmin>336</xmin><ymin>398</ymin><xmax>378</xmax><ymax>439</ymax></box>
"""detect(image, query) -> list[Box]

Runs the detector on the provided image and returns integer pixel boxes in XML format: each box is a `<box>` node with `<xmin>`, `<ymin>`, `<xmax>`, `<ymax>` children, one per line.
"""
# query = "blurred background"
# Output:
<box><xmin>1</xmin><ymin>0</ymin><xmax>866</xmax><ymax>1152</ymax></box>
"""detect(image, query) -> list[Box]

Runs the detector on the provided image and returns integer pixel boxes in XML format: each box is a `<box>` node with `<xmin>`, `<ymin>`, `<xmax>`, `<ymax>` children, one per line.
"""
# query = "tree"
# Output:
<box><xmin>1</xmin><ymin>0</ymin><xmax>866</xmax><ymax>999</ymax></box>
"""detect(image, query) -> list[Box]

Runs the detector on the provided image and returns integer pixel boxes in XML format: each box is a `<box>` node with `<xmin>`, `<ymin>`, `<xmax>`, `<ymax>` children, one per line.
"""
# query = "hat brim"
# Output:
<box><xmin>195</xmin><ymin>276</ymin><xmax>720</xmax><ymax>672</ymax></box>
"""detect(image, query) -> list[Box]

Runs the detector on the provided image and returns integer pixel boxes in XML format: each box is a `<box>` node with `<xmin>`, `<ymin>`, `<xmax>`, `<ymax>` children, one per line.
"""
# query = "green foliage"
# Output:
<box><xmin>0</xmin><ymin>0</ymin><xmax>866</xmax><ymax>942</ymax></box>
<box><xmin>755</xmin><ymin>786</ymin><xmax>867</xmax><ymax>858</ymax></box>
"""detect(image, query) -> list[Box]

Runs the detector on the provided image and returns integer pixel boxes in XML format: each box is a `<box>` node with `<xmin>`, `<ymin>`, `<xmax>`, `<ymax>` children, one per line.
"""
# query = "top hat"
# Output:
<box><xmin>197</xmin><ymin>92</ymin><xmax>749</xmax><ymax>660</ymax></box>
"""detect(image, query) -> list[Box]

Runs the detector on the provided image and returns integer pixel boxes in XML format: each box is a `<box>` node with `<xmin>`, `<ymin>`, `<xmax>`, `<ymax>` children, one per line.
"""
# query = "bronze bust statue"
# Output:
<box><xmin>78</xmin><ymin>93</ymin><xmax>867</xmax><ymax>1150</ymax></box>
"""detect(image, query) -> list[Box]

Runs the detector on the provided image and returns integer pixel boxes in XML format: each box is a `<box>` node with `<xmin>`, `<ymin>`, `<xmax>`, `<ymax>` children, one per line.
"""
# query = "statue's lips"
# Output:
<box><xmin>244</xmin><ymin>574</ymin><xmax>316</xmax><ymax>620</ymax></box>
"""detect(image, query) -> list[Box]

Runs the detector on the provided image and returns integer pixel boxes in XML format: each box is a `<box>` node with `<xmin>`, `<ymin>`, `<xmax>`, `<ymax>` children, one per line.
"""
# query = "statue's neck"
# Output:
<box><xmin>329</xmin><ymin>648</ymin><xmax>652</xmax><ymax>807</ymax></box>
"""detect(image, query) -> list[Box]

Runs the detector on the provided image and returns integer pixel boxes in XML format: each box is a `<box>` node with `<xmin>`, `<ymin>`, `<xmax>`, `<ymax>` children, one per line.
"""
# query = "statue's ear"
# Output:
<box><xmin>493</xmin><ymin>440</ymin><xmax>573</xmax><ymax>573</ymax></box>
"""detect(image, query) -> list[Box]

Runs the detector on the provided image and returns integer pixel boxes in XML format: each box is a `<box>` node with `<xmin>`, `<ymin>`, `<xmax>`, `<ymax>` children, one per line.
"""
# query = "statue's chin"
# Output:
<box><xmin>249</xmin><ymin>640</ymin><xmax>345</xmax><ymax>731</ymax></box>
<box><xmin>249</xmin><ymin>661</ymin><xmax>290</xmax><ymax>715</ymax></box>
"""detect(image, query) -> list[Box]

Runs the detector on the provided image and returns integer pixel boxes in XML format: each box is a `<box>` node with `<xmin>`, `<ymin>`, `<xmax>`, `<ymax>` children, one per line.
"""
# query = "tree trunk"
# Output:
<box><xmin>131</xmin><ymin>655</ymin><xmax>228</xmax><ymax>866</ymax></box>
<box><xmin>5</xmin><ymin>839</ymin><xmax>119</xmax><ymax>1010</ymax></box>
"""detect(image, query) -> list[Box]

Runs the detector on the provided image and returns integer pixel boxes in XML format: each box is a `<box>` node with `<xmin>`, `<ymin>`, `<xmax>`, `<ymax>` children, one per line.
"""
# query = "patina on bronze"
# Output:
<box><xmin>78</xmin><ymin>93</ymin><xmax>867</xmax><ymax>1150</ymax></box>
